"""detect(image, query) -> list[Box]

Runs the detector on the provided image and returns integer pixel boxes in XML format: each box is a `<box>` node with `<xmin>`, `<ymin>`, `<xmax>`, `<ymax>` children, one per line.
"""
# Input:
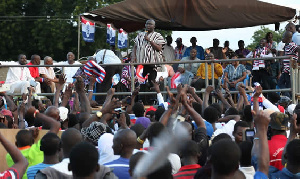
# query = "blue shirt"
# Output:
<box><xmin>183</xmin><ymin>46</ymin><xmax>205</xmax><ymax>60</ymax></box>
<box><xmin>270</xmin><ymin>167</ymin><xmax>300</xmax><ymax>179</ymax></box>
<box><xmin>27</xmin><ymin>163</ymin><xmax>54</xmax><ymax>179</ymax></box>
<box><xmin>224</xmin><ymin>64</ymin><xmax>246</xmax><ymax>82</ymax></box>
<box><xmin>254</xmin><ymin>171</ymin><xmax>268</xmax><ymax>179</ymax></box>
<box><xmin>104</xmin><ymin>157</ymin><xmax>130</xmax><ymax>179</ymax></box>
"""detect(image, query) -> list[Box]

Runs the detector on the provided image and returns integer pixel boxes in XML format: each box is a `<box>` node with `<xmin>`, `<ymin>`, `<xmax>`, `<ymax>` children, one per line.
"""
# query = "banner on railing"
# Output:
<box><xmin>107</xmin><ymin>24</ymin><xmax>116</xmax><ymax>46</ymax></box>
<box><xmin>118</xmin><ymin>28</ymin><xmax>128</xmax><ymax>49</ymax></box>
<box><xmin>81</xmin><ymin>17</ymin><xmax>95</xmax><ymax>42</ymax></box>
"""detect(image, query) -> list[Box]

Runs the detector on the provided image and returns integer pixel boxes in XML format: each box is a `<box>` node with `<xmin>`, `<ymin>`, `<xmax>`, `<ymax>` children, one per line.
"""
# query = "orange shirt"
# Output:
<box><xmin>196</xmin><ymin>63</ymin><xmax>223</xmax><ymax>80</ymax></box>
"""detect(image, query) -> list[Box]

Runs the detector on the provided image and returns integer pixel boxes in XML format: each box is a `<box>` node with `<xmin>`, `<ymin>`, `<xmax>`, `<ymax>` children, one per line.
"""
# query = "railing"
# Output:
<box><xmin>1</xmin><ymin>56</ymin><xmax>297</xmax><ymax>103</ymax></box>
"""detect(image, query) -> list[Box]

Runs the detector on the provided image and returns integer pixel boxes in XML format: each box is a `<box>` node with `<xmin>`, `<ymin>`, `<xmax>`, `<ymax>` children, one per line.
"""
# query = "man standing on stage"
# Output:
<box><xmin>132</xmin><ymin>19</ymin><xmax>165</xmax><ymax>84</ymax></box>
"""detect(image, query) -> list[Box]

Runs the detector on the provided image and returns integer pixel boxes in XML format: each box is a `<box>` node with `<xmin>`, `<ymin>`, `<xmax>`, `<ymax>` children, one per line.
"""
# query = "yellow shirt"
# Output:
<box><xmin>196</xmin><ymin>63</ymin><xmax>223</xmax><ymax>80</ymax></box>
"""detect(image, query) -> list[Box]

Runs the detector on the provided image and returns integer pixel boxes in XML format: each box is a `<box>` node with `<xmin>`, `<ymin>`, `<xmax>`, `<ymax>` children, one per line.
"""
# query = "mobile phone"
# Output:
<box><xmin>243</xmin><ymin>129</ymin><xmax>255</xmax><ymax>142</ymax></box>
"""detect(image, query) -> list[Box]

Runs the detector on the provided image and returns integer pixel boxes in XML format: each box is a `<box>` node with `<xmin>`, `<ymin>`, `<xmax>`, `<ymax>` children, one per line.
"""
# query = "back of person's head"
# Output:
<box><xmin>225</xmin><ymin>107</ymin><xmax>239</xmax><ymax>116</ymax></box>
<box><xmin>24</xmin><ymin>111</ymin><xmax>35</xmax><ymax>127</ymax></box>
<box><xmin>61</xmin><ymin>128</ymin><xmax>83</xmax><ymax>158</ymax></box>
<box><xmin>69</xmin><ymin>142</ymin><xmax>99</xmax><ymax>177</ymax></box>
<box><xmin>113</xmin><ymin>129</ymin><xmax>137</xmax><ymax>155</ymax></box>
<box><xmin>181</xmin><ymin>140</ymin><xmax>199</xmax><ymax>158</ymax></box>
<box><xmin>68</xmin><ymin>113</ymin><xmax>79</xmax><ymax>128</ymax></box>
<box><xmin>268</xmin><ymin>92</ymin><xmax>280</xmax><ymax>104</ymax></box>
<box><xmin>233</xmin><ymin>121</ymin><xmax>249</xmax><ymax>134</ymax></box>
<box><xmin>239</xmin><ymin>141</ymin><xmax>252</xmax><ymax>167</ymax></box>
<box><xmin>211</xmin><ymin>140</ymin><xmax>240</xmax><ymax>176</ymax></box>
<box><xmin>130</xmin><ymin>124</ymin><xmax>145</xmax><ymax>137</ymax></box>
<box><xmin>16</xmin><ymin>130</ymin><xmax>34</xmax><ymax>147</ymax></box>
<box><xmin>204</xmin><ymin>106</ymin><xmax>220</xmax><ymax>124</ymax></box>
<box><xmin>147</xmin><ymin>160</ymin><xmax>173</xmax><ymax>179</ymax></box>
<box><xmin>192</xmin><ymin>102</ymin><xmax>202</xmax><ymax>115</ymax></box>
<box><xmin>210</xmin><ymin>103</ymin><xmax>222</xmax><ymax>114</ymax></box>
<box><xmin>40</xmin><ymin>132</ymin><xmax>61</xmax><ymax>156</ymax></box>
<box><xmin>210</xmin><ymin>139</ymin><xmax>241</xmax><ymax>176</ymax></box>
<box><xmin>154</xmin><ymin>107</ymin><xmax>165</xmax><ymax>121</ymax></box>
<box><xmin>243</xmin><ymin>105</ymin><xmax>253</xmax><ymax>123</ymax></box>
<box><xmin>148</xmin><ymin>122</ymin><xmax>165</xmax><ymax>145</ymax></box>
<box><xmin>129</xmin><ymin>152</ymin><xmax>145</xmax><ymax>176</ymax></box>
<box><xmin>212</xmin><ymin>133</ymin><xmax>232</xmax><ymax>145</ymax></box>
<box><xmin>132</xmin><ymin>102</ymin><xmax>145</xmax><ymax>117</ymax></box>
<box><xmin>286</xmin><ymin>139</ymin><xmax>300</xmax><ymax>166</ymax></box>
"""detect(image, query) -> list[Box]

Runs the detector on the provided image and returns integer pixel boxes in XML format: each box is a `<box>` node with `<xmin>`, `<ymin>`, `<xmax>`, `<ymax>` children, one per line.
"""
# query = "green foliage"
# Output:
<box><xmin>247</xmin><ymin>26</ymin><xmax>284</xmax><ymax>51</ymax></box>
<box><xmin>0</xmin><ymin>0</ymin><xmax>171</xmax><ymax>61</ymax></box>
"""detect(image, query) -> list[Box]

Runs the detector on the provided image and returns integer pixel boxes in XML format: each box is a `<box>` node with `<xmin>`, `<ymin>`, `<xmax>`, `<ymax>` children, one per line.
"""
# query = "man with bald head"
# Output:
<box><xmin>278</xmin><ymin>31</ymin><xmax>300</xmax><ymax>97</ymax></box>
<box><xmin>104</xmin><ymin>129</ymin><xmax>137</xmax><ymax>179</ymax></box>
<box><xmin>286</xmin><ymin>22</ymin><xmax>300</xmax><ymax>45</ymax></box>
<box><xmin>40</xmin><ymin>56</ymin><xmax>58</xmax><ymax>94</ymax></box>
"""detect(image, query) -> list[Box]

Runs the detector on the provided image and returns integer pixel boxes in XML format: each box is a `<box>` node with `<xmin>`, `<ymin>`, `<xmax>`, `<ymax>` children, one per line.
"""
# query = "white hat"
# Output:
<box><xmin>287</xmin><ymin>104</ymin><xmax>296</xmax><ymax>115</ymax></box>
<box><xmin>58</xmin><ymin>107</ymin><xmax>69</xmax><ymax>122</ymax></box>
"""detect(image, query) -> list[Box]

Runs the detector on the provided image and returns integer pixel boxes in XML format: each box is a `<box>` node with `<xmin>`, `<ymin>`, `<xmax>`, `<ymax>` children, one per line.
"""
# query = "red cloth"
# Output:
<box><xmin>173</xmin><ymin>164</ymin><xmax>201</xmax><ymax>179</ymax></box>
<box><xmin>0</xmin><ymin>168</ymin><xmax>19</xmax><ymax>179</ymax></box>
<box><xmin>278</xmin><ymin>105</ymin><xmax>285</xmax><ymax>113</ymax></box>
<box><xmin>27</xmin><ymin>62</ymin><xmax>39</xmax><ymax>78</ymax></box>
<box><xmin>268</xmin><ymin>135</ymin><xmax>287</xmax><ymax>170</ymax></box>
<box><xmin>145</xmin><ymin>106</ymin><xmax>157</xmax><ymax>114</ymax></box>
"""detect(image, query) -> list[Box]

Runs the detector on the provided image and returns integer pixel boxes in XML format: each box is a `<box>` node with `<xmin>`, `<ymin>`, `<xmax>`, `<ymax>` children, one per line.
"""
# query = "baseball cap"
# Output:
<box><xmin>287</xmin><ymin>104</ymin><xmax>296</xmax><ymax>115</ymax></box>
<box><xmin>135</xmin><ymin>117</ymin><xmax>151</xmax><ymax>129</ymax></box>
<box><xmin>269</xmin><ymin>112</ymin><xmax>289</xmax><ymax>131</ymax></box>
<box><xmin>81</xmin><ymin>121</ymin><xmax>107</xmax><ymax>145</ymax></box>
<box><xmin>278</xmin><ymin>96</ymin><xmax>291</xmax><ymax>104</ymax></box>
<box><xmin>175</xmin><ymin>38</ymin><xmax>182</xmax><ymax>42</ymax></box>
<box><xmin>145</xmin><ymin>106</ymin><xmax>157</xmax><ymax>114</ymax></box>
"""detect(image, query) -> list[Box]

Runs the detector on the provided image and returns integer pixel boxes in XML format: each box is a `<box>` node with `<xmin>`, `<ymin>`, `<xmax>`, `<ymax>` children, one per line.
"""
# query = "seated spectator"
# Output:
<box><xmin>178</xmin><ymin>48</ymin><xmax>201</xmax><ymax>76</ymax></box>
<box><xmin>27</xmin><ymin>133</ymin><xmax>61</xmax><ymax>179</ymax></box>
<box><xmin>193</xmin><ymin>53</ymin><xmax>223</xmax><ymax>90</ymax></box>
<box><xmin>223</xmin><ymin>53</ymin><xmax>247</xmax><ymax>90</ymax></box>
<box><xmin>39</xmin><ymin>56</ymin><xmax>58</xmax><ymax>95</ymax></box>
<box><xmin>27</xmin><ymin>55</ymin><xmax>46</xmax><ymax>97</ymax></box>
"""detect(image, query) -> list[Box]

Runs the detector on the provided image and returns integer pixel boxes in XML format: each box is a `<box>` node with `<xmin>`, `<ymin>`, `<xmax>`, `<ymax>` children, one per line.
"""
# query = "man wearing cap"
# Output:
<box><xmin>183</xmin><ymin>37</ymin><xmax>205</xmax><ymax>60</ymax></box>
<box><xmin>268</xmin><ymin>112</ymin><xmax>289</xmax><ymax>170</ymax></box>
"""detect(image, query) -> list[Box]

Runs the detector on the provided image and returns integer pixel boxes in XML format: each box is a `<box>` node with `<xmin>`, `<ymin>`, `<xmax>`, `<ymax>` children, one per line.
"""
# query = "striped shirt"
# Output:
<box><xmin>282</xmin><ymin>42</ymin><xmax>299</xmax><ymax>74</ymax></box>
<box><xmin>253</xmin><ymin>47</ymin><xmax>270</xmax><ymax>70</ymax></box>
<box><xmin>104</xmin><ymin>157</ymin><xmax>130</xmax><ymax>179</ymax></box>
<box><xmin>135</xmin><ymin>31</ymin><xmax>165</xmax><ymax>64</ymax></box>
<box><xmin>27</xmin><ymin>163</ymin><xmax>54</xmax><ymax>179</ymax></box>
<box><xmin>173</xmin><ymin>164</ymin><xmax>201</xmax><ymax>179</ymax></box>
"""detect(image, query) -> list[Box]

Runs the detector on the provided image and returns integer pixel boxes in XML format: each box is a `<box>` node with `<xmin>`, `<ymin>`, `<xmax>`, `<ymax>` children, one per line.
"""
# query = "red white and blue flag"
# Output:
<box><xmin>171</xmin><ymin>72</ymin><xmax>181</xmax><ymax>88</ymax></box>
<box><xmin>136</xmin><ymin>65</ymin><xmax>148</xmax><ymax>84</ymax></box>
<box><xmin>107</xmin><ymin>24</ymin><xmax>116</xmax><ymax>45</ymax></box>
<box><xmin>83</xmin><ymin>60</ymin><xmax>106</xmax><ymax>83</ymax></box>
<box><xmin>118</xmin><ymin>28</ymin><xmax>128</xmax><ymax>49</ymax></box>
<box><xmin>81</xmin><ymin>17</ymin><xmax>95</xmax><ymax>42</ymax></box>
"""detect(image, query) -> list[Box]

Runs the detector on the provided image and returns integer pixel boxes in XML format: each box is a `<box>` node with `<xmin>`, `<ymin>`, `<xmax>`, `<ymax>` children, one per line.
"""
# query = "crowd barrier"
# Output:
<box><xmin>0</xmin><ymin>56</ymin><xmax>297</xmax><ymax>103</ymax></box>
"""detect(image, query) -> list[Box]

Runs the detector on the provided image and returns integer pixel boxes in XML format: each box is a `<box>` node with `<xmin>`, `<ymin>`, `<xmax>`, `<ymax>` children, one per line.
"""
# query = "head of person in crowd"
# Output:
<box><xmin>155</xmin><ymin>107</ymin><xmax>165</xmax><ymax>122</ymax></box>
<box><xmin>278</xmin><ymin>96</ymin><xmax>291</xmax><ymax>109</ymax></box>
<box><xmin>132</xmin><ymin>102</ymin><xmax>145</xmax><ymax>117</ymax></box>
<box><xmin>213</xmin><ymin>38</ymin><xmax>220</xmax><ymax>48</ymax></box>
<box><xmin>67</xmin><ymin>52</ymin><xmax>75</xmax><ymax>64</ymax></box>
<box><xmin>176</xmin><ymin>122</ymin><xmax>193</xmax><ymax>140</ymax></box>
<box><xmin>145</xmin><ymin>19</ymin><xmax>155</xmax><ymax>33</ymax></box>
<box><xmin>224</xmin><ymin>107</ymin><xmax>239</xmax><ymax>117</ymax></box>
<box><xmin>232</xmin><ymin>121</ymin><xmax>249</xmax><ymax>144</ymax></box>
<box><xmin>190</xmin><ymin>37</ymin><xmax>197</xmax><ymax>47</ymax></box>
<box><xmin>147</xmin><ymin>160</ymin><xmax>173</xmax><ymax>179</ymax></box>
<box><xmin>282</xmin><ymin>30</ymin><xmax>293</xmax><ymax>44</ymax></box>
<box><xmin>40</xmin><ymin>133</ymin><xmax>62</xmax><ymax>161</ymax></box>
<box><xmin>239</xmin><ymin>141</ymin><xmax>252</xmax><ymax>167</ymax></box>
<box><xmin>224</xmin><ymin>40</ymin><xmax>230</xmax><ymax>48</ymax></box>
<box><xmin>269</xmin><ymin>112</ymin><xmax>289</xmax><ymax>137</ymax></box>
<box><xmin>284</xmin><ymin>139</ymin><xmax>300</xmax><ymax>173</ymax></box>
<box><xmin>285</xmin><ymin>22</ymin><xmax>296</xmax><ymax>33</ymax></box>
<box><xmin>189</xmin><ymin>48</ymin><xmax>197</xmax><ymax>60</ymax></box>
<box><xmin>148</xmin><ymin>122</ymin><xmax>165</xmax><ymax>146</ymax></box>
<box><xmin>45</xmin><ymin>106</ymin><xmax>60</xmax><ymax>121</ymax></box>
<box><xmin>30</xmin><ymin>54</ymin><xmax>41</xmax><ymax>65</ymax></box>
<box><xmin>267</xmin><ymin>92</ymin><xmax>281</xmax><ymax>104</ymax></box>
<box><xmin>166</xmin><ymin>35</ymin><xmax>172</xmax><ymax>46</ymax></box>
<box><xmin>18</xmin><ymin>54</ymin><xmax>27</xmax><ymax>65</ymax></box>
<box><xmin>265</xmin><ymin>32</ymin><xmax>273</xmax><ymax>43</ymax></box>
<box><xmin>112</xmin><ymin>129</ymin><xmax>137</xmax><ymax>158</ymax></box>
<box><xmin>15</xmin><ymin>130</ymin><xmax>35</xmax><ymax>148</ymax></box>
<box><xmin>68</xmin><ymin>142</ymin><xmax>99</xmax><ymax>179</ymax></box>
<box><xmin>210</xmin><ymin>139</ymin><xmax>241</xmax><ymax>178</ymax></box>
<box><xmin>238</xmin><ymin>40</ymin><xmax>245</xmax><ymax>50</ymax></box>
<box><xmin>145</xmin><ymin>110</ymin><xmax>155</xmax><ymax>122</ymax></box>
<box><xmin>259</xmin><ymin>38</ymin><xmax>267</xmax><ymax>48</ymax></box>
<box><xmin>81</xmin><ymin>121</ymin><xmax>106</xmax><ymax>146</ymax></box>
<box><xmin>130</xmin><ymin>123</ymin><xmax>145</xmax><ymax>139</ymax></box>
<box><xmin>129</xmin><ymin>152</ymin><xmax>145</xmax><ymax>177</ymax></box>
<box><xmin>180</xmin><ymin>140</ymin><xmax>200</xmax><ymax>165</ymax></box>
<box><xmin>175</xmin><ymin>37</ymin><xmax>183</xmax><ymax>48</ymax></box>
<box><xmin>242</xmin><ymin>105</ymin><xmax>253</xmax><ymax>124</ymax></box>
<box><xmin>203</xmin><ymin>106</ymin><xmax>220</xmax><ymax>126</ymax></box>
<box><xmin>61</xmin><ymin>128</ymin><xmax>83</xmax><ymax>158</ymax></box>
<box><xmin>0</xmin><ymin>113</ymin><xmax>8</xmax><ymax>128</ymax></box>
<box><xmin>44</xmin><ymin>56</ymin><xmax>53</xmax><ymax>68</ymax></box>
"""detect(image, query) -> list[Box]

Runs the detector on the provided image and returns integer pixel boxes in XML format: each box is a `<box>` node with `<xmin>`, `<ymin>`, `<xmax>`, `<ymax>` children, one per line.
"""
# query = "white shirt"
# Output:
<box><xmin>54</xmin><ymin>61</ymin><xmax>81</xmax><ymax>83</ymax></box>
<box><xmin>163</xmin><ymin>45</ymin><xmax>175</xmax><ymax>62</ymax></box>
<box><xmin>39</xmin><ymin>67</ymin><xmax>55</xmax><ymax>79</ymax></box>
<box><xmin>239</xmin><ymin>166</ymin><xmax>255</xmax><ymax>179</ymax></box>
<box><xmin>292</xmin><ymin>31</ymin><xmax>300</xmax><ymax>45</ymax></box>
<box><xmin>213</xmin><ymin>120</ymin><xmax>237</xmax><ymax>140</ymax></box>
<box><xmin>49</xmin><ymin>158</ymin><xmax>72</xmax><ymax>176</ymax></box>
<box><xmin>277</xmin><ymin>41</ymin><xmax>285</xmax><ymax>52</ymax></box>
<box><xmin>95</xmin><ymin>49</ymin><xmax>121</xmax><ymax>64</ymax></box>
<box><xmin>4</xmin><ymin>62</ymin><xmax>33</xmax><ymax>84</ymax></box>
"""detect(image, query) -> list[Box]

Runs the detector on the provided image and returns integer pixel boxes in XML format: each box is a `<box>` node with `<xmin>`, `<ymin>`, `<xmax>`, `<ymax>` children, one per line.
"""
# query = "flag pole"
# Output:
<box><xmin>77</xmin><ymin>15</ymin><xmax>80</xmax><ymax>60</ymax></box>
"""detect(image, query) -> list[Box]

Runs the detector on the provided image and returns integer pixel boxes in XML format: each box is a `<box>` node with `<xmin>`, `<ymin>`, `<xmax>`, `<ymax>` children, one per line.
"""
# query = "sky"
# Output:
<box><xmin>171</xmin><ymin>0</ymin><xmax>300</xmax><ymax>50</ymax></box>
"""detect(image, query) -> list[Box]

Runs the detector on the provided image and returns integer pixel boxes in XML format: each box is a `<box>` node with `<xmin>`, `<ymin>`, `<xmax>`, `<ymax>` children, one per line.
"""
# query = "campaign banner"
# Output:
<box><xmin>118</xmin><ymin>28</ymin><xmax>128</xmax><ymax>49</ymax></box>
<box><xmin>81</xmin><ymin>17</ymin><xmax>95</xmax><ymax>42</ymax></box>
<box><xmin>107</xmin><ymin>24</ymin><xmax>116</xmax><ymax>45</ymax></box>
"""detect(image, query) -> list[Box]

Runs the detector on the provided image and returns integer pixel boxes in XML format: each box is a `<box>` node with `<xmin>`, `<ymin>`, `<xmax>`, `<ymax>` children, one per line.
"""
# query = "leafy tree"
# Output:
<box><xmin>247</xmin><ymin>26</ymin><xmax>284</xmax><ymax>51</ymax></box>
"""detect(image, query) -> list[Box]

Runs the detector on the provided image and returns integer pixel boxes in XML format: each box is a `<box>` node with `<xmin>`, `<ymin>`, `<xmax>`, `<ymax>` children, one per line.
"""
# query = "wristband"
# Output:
<box><xmin>33</xmin><ymin>110</ymin><xmax>39</xmax><ymax>118</ymax></box>
<box><xmin>88</xmin><ymin>90</ymin><xmax>93</xmax><ymax>92</ymax></box>
<box><xmin>137</xmin><ymin>137</ymin><xmax>144</xmax><ymax>145</ymax></box>
<box><xmin>253</xmin><ymin>137</ymin><xmax>259</xmax><ymax>141</ymax></box>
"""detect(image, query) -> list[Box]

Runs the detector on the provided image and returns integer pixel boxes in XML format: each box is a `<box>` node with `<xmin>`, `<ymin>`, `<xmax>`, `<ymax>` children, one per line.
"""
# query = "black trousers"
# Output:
<box><xmin>252</xmin><ymin>69</ymin><xmax>271</xmax><ymax>90</ymax></box>
<box><xmin>41</xmin><ymin>82</ymin><xmax>53</xmax><ymax>102</ymax></box>
<box><xmin>193</xmin><ymin>78</ymin><xmax>219</xmax><ymax>90</ymax></box>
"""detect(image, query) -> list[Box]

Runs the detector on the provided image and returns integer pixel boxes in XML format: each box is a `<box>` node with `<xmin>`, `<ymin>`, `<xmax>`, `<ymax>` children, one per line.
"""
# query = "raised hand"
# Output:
<box><xmin>151</xmin><ymin>81</ymin><xmax>160</xmax><ymax>93</ymax></box>
<box><xmin>58</xmin><ymin>74</ymin><xmax>66</xmax><ymax>86</ymax></box>
<box><xmin>253</xmin><ymin>85</ymin><xmax>262</xmax><ymax>98</ymax></box>
<box><xmin>132</xmin><ymin>87</ymin><xmax>140</xmax><ymax>96</ymax></box>
<box><xmin>75</xmin><ymin>76</ymin><xmax>85</xmax><ymax>93</ymax></box>
<box><xmin>205</xmin><ymin>85</ymin><xmax>214</xmax><ymax>93</ymax></box>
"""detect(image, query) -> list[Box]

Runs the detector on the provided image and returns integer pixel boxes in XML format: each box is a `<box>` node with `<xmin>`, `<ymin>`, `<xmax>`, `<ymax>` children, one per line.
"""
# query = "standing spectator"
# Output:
<box><xmin>174</xmin><ymin>37</ymin><xmax>187</xmax><ymax>72</ymax></box>
<box><xmin>278</xmin><ymin>31</ymin><xmax>300</xmax><ymax>97</ymax></box>
<box><xmin>265</xmin><ymin>32</ymin><xmax>277</xmax><ymax>54</ymax></box>
<box><xmin>55</xmin><ymin>52</ymin><xmax>81</xmax><ymax>84</ymax></box>
<box><xmin>183</xmin><ymin>37</ymin><xmax>205</xmax><ymax>60</ymax></box>
<box><xmin>209</xmin><ymin>38</ymin><xmax>226</xmax><ymax>59</ymax></box>
<box><xmin>285</xmin><ymin>22</ymin><xmax>300</xmax><ymax>45</ymax></box>
<box><xmin>224</xmin><ymin>40</ymin><xmax>233</xmax><ymax>57</ymax></box>
<box><xmin>235</xmin><ymin>40</ymin><xmax>250</xmax><ymax>58</ymax></box>
<box><xmin>163</xmin><ymin>35</ymin><xmax>175</xmax><ymax>62</ymax></box>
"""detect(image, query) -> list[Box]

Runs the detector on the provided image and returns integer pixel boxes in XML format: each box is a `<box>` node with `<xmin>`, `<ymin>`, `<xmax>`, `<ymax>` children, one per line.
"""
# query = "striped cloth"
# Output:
<box><xmin>282</xmin><ymin>42</ymin><xmax>299</xmax><ymax>74</ymax></box>
<box><xmin>135</xmin><ymin>31</ymin><xmax>165</xmax><ymax>64</ymax></box>
<box><xmin>253</xmin><ymin>47</ymin><xmax>268</xmax><ymax>70</ymax></box>
<box><xmin>83</xmin><ymin>60</ymin><xmax>106</xmax><ymax>83</ymax></box>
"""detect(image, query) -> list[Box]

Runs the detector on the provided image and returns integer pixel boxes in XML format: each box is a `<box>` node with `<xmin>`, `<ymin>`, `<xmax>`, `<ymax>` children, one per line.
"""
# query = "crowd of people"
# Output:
<box><xmin>0</xmin><ymin>19</ymin><xmax>300</xmax><ymax>179</ymax></box>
